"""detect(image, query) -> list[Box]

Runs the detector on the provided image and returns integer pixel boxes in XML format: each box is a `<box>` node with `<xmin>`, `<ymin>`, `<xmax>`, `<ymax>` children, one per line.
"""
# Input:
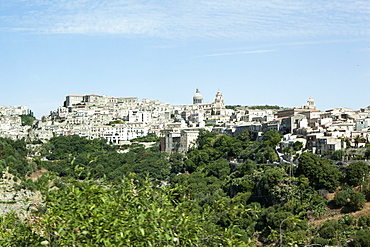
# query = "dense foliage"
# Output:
<box><xmin>42</xmin><ymin>135</ymin><xmax>116</xmax><ymax>160</ymax></box>
<box><xmin>39</xmin><ymin>178</ymin><xmax>250</xmax><ymax>246</ymax></box>
<box><xmin>20</xmin><ymin>114</ymin><xmax>36</xmax><ymax>126</ymax></box>
<box><xmin>41</xmin><ymin>135</ymin><xmax>169</xmax><ymax>182</ymax></box>
<box><xmin>130</xmin><ymin>133</ymin><xmax>161</xmax><ymax>142</ymax></box>
<box><xmin>1</xmin><ymin>131</ymin><xmax>370</xmax><ymax>246</ymax></box>
<box><xmin>0</xmin><ymin>137</ymin><xmax>36</xmax><ymax>179</ymax></box>
<box><xmin>248</xmin><ymin>105</ymin><xmax>281</xmax><ymax>110</ymax></box>
<box><xmin>297</xmin><ymin>152</ymin><xmax>341</xmax><ymax>192</ymax></box>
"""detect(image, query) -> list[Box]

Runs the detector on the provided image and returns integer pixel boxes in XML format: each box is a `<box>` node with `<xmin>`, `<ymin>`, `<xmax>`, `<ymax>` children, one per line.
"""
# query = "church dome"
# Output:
<box><xmin>193</xmin><ymin>89</ymin><xmax>203</xmax><ymax>104</ymax></box>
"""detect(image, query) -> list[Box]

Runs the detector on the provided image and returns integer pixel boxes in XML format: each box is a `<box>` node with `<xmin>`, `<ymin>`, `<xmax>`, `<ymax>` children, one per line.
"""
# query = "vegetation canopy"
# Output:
<box><xmin>0</xmin><ymin>131</ymin><xmax>370</xmax><ymax>246</ymax></box>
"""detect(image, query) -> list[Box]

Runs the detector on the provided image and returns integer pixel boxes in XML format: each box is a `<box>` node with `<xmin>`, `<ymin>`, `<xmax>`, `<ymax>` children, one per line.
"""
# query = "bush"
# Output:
<box><xmin>332</xmin><ymin>149</ymin><xmax>345</xmax><ymax>161</ymax></box>
<box><xmin>363</xmin><ymin>188</ymin><xmax>370</xmax><ymax>201</ymax></box>
<box><xmin>333</xmin><ymin>190</ymin><xmax>351</xmax><ymax>207</ymax></box>
<box><xmin>311</xmin><ymin>237</ymin><xmax>329</xmax><ymax>246</ymax></box>
<box><xmin>348</xmin><ymin>192</ymin><xmax>366</xmax><ymax>211</ymax></box>
<box><xmin>285</xmin><ymin>229</ymin><xmax>307</xmax><ymax>246</ymax></box>
<box><xmin>13</xmin><ymin>179</ymin><xmax>36</xmax><ymax>191</ymax></box>
<box><xmin>349</xmin><ymin>229</ymin><xmax>370</xmax><ymax>247</ymax></box>
<box><xmin>319</xmin><ymin>226</ymin><xmax>336</xmax><ymax>239</ymax></box>
<box><xmin>339</xmin><ymin>214</ymin><xmax>356</xmax><ymax>226</ymax></box>
<box><xmin>358</xmin><ymin>214</ymin><xmax>370</xmax><ymax>227</ymax></box>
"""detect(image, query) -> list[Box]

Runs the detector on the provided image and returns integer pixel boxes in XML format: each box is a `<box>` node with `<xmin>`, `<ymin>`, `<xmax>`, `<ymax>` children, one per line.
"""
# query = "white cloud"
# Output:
<box><xmin>197</xmin><ymin>49</ymin><xmax>275</xmax><ymax>58</ymax></box>
<box><xmin>1</xmin><ymin>0</ymin><xmax>370</xmax><ymax>40</ymax></box>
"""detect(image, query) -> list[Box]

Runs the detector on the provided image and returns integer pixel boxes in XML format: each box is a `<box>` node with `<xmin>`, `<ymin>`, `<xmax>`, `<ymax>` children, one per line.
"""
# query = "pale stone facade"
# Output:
<box><xmin>1</xmin><ymin>92</ymin><xmax>369</xmax><ymax>158</ymax></box>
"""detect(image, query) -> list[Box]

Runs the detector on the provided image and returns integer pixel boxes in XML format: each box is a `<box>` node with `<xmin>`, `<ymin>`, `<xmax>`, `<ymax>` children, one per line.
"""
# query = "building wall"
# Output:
<box><xmin>65</xmin><ymin>95</ymin><xmax>84</xmax><ymax>107</ymax></box>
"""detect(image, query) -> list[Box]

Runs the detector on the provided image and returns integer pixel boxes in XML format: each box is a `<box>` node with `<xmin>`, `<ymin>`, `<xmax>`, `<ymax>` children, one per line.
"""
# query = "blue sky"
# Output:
<box><xmin>1</xmin><ymin>0</ymin><xmax>369</xmax><ymax>118</ymax></box>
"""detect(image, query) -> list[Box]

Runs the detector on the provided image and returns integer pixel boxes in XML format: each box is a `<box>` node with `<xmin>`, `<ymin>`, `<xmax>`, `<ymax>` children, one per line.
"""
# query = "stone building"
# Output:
<box><xmin>193</xmin><ymin>89</ymin><xmax>203</xmax><ymax>104</ymax></box>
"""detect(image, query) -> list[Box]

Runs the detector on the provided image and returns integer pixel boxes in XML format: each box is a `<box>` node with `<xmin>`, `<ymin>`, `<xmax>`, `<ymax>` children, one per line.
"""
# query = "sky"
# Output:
<box><xmin>1</xmin><ymin>0</ymin><xmax>369</xmax><ymax>118</ymax></box>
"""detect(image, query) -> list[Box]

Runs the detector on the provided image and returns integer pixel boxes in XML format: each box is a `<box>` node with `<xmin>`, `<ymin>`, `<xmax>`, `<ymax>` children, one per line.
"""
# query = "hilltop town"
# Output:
<box><xmin>1</xmin><ymin>90</ymin><xmax>370</xmax><ymax>158</ymax></box>
<box><xmin>2</xmin><ymin>90</ymin><xmax>370</xmax><ymax>246</ymax></box>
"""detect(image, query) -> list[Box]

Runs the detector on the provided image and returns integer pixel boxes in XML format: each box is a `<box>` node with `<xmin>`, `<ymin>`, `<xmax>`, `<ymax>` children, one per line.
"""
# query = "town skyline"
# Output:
<box><xmin>1</xmin><ymin>91</ymin><xmax>369</xmax><ymax>158</ymax></box>
<box><xmin>1</xmin><ymin>1</ymin><xmax>369</xmax><ymax>118</ymax></box>
<box><xmin>1</xmin><ymin>90</ymin><xmax>370</xmax><ymax>119</ymax></box>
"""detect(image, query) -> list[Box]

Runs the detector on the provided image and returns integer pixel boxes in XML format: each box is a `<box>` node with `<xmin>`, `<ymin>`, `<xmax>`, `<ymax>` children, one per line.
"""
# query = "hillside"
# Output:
<box><xmin>1</xmin><ymin>134</ymin><xmax>370</xmax><ymax>246</ymax></box>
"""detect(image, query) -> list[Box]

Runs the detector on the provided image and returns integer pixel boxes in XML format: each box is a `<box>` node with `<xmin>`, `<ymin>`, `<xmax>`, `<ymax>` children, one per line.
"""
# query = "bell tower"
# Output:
<box><xmin>306</xmin><ymin>96</ymin><xmax>316</xmax><ymax>110</ymax></box>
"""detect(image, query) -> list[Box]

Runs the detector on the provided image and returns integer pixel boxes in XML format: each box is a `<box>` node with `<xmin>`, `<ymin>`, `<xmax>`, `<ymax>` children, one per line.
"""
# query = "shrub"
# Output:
<box><xmin>339</xmin><ymin>215</ymin><xmax>356</xmax><ymax>226</ymax></box>
<box><xmin>319</xmin><ymin>226</ymin><xmax>336</xmax><ymax>239</ymax></box>
<box><xmin>358</xmin><ymin>214</ymin><xmax>370</xmax><ymax>227</ymax></box>
<box><xmin>349</xmin><ymin>229</ymin><xmax>370</xmax><ymax>247</ymax></box>
<box><xmin>311</xmin><ymin>237</ymin><xmax>329</xmax><ymax>246</ymax></box>
<box><xmin>333</xmin><ymin>190</ymin><xmax>351</xmax><ymax>207</ymax></box>
<box><xmin>348</xmin><ymin>192</ymin><xmax>366</xmax><ymax>211</ymax></box>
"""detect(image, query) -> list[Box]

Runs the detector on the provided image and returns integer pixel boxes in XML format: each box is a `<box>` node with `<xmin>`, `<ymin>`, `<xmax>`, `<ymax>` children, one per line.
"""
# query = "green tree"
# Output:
<box><xmin>262</xmin><ymin>130</ymin><xmax>282</xmax><ymax>148</ymax></box>
<box><xmin>237</xmin><ymin>129</ymin><xmax>251</xmax><ymax>143</ymax></box>
<box><xmin>196</xmin><ymin>129</ymin><xmax>216</xmax><ymax>150</ymax></box>
<box><xmin>297</xmin><ymin>152</ymin><xmax>341</xmax><ymax>192</ymax></box>
<box><xmin>213</xmin><ymin>135</ymin><xmax>239</xmax><ymax>157</ymax></box>
<box><xmin>292</xmin><ymin>141</ymin><xmax>303</xmax><ymax>151</ymax></box>
<box><xmin>169</xmin><ymin>153</ymin><xmax>185</xmax><ymax>174</ymax></box>
<box><xmin>346</xmin><ymin>161</ymin><xmax>369</xmax><ymax>187</ymax></box>
<box><xmin>205</xmin><ymin>158</ymin><xmax>230</xmax><ymax>180</ymax></box>
<box><xmin>365</xmin><ymin>147</ymin><xmax>370</xmax><ymax>159</ymax></box>
<box><xmin>331</xmin><ymin>149</ymin><xmax>345</xmax><ymax>161</ymax></box>
<box><xmin>353</xmin><ymin>135</ymin><xmax>366</xmax><ymax>148</ymax></box>
<box><xmin>264</xmin><ymin>146</ymin><xmax>279</xmax><ymax>162</ymax></box>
